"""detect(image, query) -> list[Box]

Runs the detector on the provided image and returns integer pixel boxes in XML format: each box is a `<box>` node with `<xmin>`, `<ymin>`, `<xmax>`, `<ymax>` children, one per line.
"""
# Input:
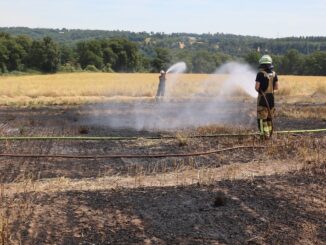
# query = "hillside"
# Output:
<box><xmin>1</xmin><ymin>27</ymin><xmax>326</xmax><ymax>56</ymax></box>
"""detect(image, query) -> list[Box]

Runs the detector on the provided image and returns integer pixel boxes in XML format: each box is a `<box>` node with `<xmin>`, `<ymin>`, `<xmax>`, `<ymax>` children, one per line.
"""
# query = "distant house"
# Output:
<box><xmin>179</xmin><ymin>42</ymin><xmax>185</xmax><ymax>49</ymax></box>
<box><xmin>144</xmin><ymin>37</ymin><xmax>151</xmax><ymax>45</ymax></box>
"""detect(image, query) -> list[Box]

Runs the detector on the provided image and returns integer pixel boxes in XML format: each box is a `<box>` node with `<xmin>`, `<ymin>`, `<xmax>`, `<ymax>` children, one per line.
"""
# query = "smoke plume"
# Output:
<box><xmin>86</xmin><ymin>62</ymin><xmax>258</xmax><ymax>131</ymax></box>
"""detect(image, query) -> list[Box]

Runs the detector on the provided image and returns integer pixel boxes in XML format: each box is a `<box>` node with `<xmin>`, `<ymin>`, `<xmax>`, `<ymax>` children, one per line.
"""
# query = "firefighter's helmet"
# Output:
<box><xmin>259</xmin><ymin>55</ymin><xmax>273</xmax><ymax>65</ymax></box>
<box><xmin>160</xmin><ymin>70</ymin><xmax>165</xmax><ymax>74</ymax></box>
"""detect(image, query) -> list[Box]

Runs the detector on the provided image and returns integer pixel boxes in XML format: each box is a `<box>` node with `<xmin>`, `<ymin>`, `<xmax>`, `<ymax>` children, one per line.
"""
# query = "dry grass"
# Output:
<box><xmin>3</xmin><ymin>136</ymin><xmax>324</xmax><ymax>194</ymax></box>
<box><xmin>1</xmin><ymin>133</ymin><xmax>324</xmax><ymax>243</ymax></box>
<box><xmin>2</xmin><ymin>159</ymin><xmax>307</xmax><ymax>194</ymax></box>
<box><xmin>277</xmin><ymin>75</ymin><xmax>326</xmax><ymax>96</ymax></box>
<box><xmin>0</xmin><ymin>73</ymin><xmax>211</xmax><ymax>106</ymax></box>
<box><xmin>0</xmin><ymin>73</ymin><xmax>325</xmax><ymax>106</ymax></box>
<box><xmin>0</xmin><ymin>176</ymin><xmax>39</xmax><ymax>245</ymax></box>
<box><xmin>0</xmin><ymin>185</ymin><xmax>9</xmax><ymax>245</ymax></box>
<box><xmin>278</xmin><ymin>106</ymin><xmax>326</xmax><ymax>120</ymax></box>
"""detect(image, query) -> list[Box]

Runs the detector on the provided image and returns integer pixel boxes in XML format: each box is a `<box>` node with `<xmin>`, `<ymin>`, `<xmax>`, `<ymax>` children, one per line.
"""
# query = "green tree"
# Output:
<box><xmin>29</xmin><ymin>37</ymin><xmax>60</xmax><ymax>73</ymax></box>
<box><xmin>304</xmin><ymin>51</ymin><xmax>326</xmax><ymax>75</ymax></box>
<box><xmin>0</xmin><ymin>40</ymin><xmax>9</xmax><ymax>73</ymax></box>
<box><xmin>245</xmin><ymin>51</ymin><xmax>260</xmax><ymax>67</ymax></box>
<box><xmin>29</xmin><ymin>40</ymin><xmax>45</xmax><ymax>70</ymax></box>
<box><xmin>59</xmin><ymin>44</ymin><xmax>75</xmax><ymax>65</ymax></box>
<box><xmin>15</xmin><ymin>35</ymin><xmax>32</xmax><ymax>69</ymax></box>
<box><xmin>137</xmin><ymin>54</ymin><xmax>151</xmax><ymax>72</ymax></box>
<box><xmin>15</xmin><ymin>35</ymin><xmax>32</xmax><ymax>52</ymax></box>
<box><xmin>107</xmin><ymin>39</ymin><xmax>139</xmax><ymax>72</ymax></box>
<box><xmin>173</xmin><ymin>50</ymin><xmax>193</xmax><ymax>72</ymax></box>
<box><xmin>0</xmin><ymin>34</ymin><xmax>29</xmax><ymax>72</ymax></box>
<box><xmin>76</xmin><ymin>40</ymin><xmax>103</xmax><ymax>69</ymax></box>
<box><xmin>6</xmin><ymin>39</ymin><xmax>25</xmax><ymax>70</ymax></box>
<box><xmin>270</xmin><ymin>55</ymin><xmax>283</xmax><ymax>72</ymax></box>
<box><xmin>42</xmin><ymin>37</ymin><xmax>60</xmax><ymax>72</ymax></box>
<box><xmin>151</xmin><ymin>48</ymin><xmax>171</xmax><ymax>72</ymax></box>
<box><xmin>280</xmin><ymin>49</ymin><xmax>304</xmax><ymax>75</ymax></box>
<box><xmin>214</xmin><ymin>53</ymin><xmax>231</xmax><ymax>68</ymax></box>
<box><xmin>192</xmin><ymin>51</ymin><xmax>216</xmax><ymax>73</ymax></box>
<box><xmin>102</xmin><ymin>47</ymin><xmax>117</xmax><ymax>68</ymax></box>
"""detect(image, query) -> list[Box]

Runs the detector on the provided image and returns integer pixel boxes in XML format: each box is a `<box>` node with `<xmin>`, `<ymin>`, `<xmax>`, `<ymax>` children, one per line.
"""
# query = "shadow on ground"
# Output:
<box><xmin>5</xmin><ymin>165</ymin><xmax>325</xmax><ymax>245</ymax></box>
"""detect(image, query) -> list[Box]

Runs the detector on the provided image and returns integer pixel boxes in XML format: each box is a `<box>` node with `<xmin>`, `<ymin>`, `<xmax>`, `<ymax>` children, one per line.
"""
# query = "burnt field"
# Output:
<box><xmin>0</xmin><ymin>101</ymin><xmax>325</xmax><ymax>245</ymax></box>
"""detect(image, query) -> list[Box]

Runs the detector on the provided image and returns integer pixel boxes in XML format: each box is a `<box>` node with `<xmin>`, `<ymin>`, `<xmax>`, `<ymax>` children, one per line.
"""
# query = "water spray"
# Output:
<box><xmin>166</xmin><ymin>62</ymin><xmax>187</xmax><ymax>74</ymax></box>
<box><xmin>161</xmin><ymin>62</ymin><xmax>187</xmax><ymax>100</ymax></box>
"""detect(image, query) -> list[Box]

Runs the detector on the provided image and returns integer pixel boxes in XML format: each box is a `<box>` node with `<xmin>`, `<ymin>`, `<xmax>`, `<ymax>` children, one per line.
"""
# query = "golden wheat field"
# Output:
<box><xmin>0</xmin><ymin>73</ymin><xmax>325</xmax><ymax>106</ymax></box>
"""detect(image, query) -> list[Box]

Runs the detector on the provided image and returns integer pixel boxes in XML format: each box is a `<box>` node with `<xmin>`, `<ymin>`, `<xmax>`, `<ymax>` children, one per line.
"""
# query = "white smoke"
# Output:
<box><xmin>215</xmin><ymin>62</ymin><xmax>257</xmax><ymax>97</ymax></box>
<box><xmin>86</xmin><ymin>62</ymin><xmax>258</xmax><ymax>131</ymax></box>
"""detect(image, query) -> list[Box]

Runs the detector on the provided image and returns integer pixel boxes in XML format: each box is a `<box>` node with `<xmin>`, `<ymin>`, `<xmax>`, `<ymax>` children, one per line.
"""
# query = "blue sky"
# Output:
<box><xmin>0</xmin><ymin>0</ymin><xmax>325</xmax><ymax>38</ymax></box>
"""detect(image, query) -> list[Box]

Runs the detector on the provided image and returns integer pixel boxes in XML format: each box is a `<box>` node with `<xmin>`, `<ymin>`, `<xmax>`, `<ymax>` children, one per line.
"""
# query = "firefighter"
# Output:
<box><xmin>255</xmin><ymin>55</ymin><xmax>279</xmax><ymax>139</ymax></box>
<box><xmin>156</xmin><ymin>70</ymin><xmax>166</xmax><ymax>98</ymax></box>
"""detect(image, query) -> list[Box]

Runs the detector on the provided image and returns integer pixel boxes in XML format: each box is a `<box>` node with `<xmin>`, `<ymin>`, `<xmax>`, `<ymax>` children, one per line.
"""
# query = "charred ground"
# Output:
<box><xmin>0</xmin><ymin>101</ymin><xmax>325</xmax><ymax>245</ymax></box>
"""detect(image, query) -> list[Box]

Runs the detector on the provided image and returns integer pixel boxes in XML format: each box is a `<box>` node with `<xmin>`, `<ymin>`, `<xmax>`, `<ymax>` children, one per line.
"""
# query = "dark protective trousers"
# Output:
<box><xmin>257</xmin><ymin>94</ymin><xmax>275</xmax><ymax>137</ymax></box>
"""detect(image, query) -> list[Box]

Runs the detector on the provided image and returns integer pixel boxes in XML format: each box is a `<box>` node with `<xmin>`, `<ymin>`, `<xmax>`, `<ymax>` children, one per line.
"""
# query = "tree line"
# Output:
<box><xmin>0</xmin><ymin>31</ymin><xmax>325</xmax><ymax>75</ymax></box>
<box><xmin>245</xmin><ymin>50</ymin><xmax>326</xmax><ymax>76</ymax></box>
<box><xmin>2</xmin><ymin>27</ymin><xmax>325</xmax><ymax>56</ymax></box>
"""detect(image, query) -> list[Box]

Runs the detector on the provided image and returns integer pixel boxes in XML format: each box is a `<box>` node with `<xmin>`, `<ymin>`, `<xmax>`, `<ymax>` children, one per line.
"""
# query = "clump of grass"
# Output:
<box><xmin>78</xmin><ymin>126</ymin><xmax>89</xmax><ymax>135</ymax></box>
<box><xmin>176</xmin><ymin>133</ymin><xmax>188</xmax><ymax>147</ymax></box>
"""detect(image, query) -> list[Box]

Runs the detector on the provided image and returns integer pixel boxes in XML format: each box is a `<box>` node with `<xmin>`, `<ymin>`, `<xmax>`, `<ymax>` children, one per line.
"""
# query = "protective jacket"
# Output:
<box><xmin>256</xmin><ymin>67</ymin><xmax>278</xmax><ymax>137</ymax></box>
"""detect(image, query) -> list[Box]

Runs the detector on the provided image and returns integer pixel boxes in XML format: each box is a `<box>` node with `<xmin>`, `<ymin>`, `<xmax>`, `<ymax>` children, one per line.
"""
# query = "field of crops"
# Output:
<box><xmin>0</xmin><ymin>73</ymin><xmax>325</xmax><ymax>106</ymax></box>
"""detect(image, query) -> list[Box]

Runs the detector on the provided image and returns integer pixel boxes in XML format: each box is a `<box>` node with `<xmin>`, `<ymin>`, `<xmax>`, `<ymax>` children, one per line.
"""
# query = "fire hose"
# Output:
<box><xmin>0</xmin><ymin>145</ymin><xmax>268</xmax><ymax>159</ymax></box>
<box><xmin>0</xmin><ymin>129</ymin><xmax>325</xmax><ymax>141</ymax></box>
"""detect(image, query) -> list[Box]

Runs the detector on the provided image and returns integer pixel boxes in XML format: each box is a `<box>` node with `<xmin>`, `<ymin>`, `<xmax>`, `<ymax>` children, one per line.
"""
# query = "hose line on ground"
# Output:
<box><xmin>0</xmin><ymin>128</ymin><xmax>325</xmax><ymax>141</ymax></box>
<box><xmin>0</xmin><ymin>145</ymin><xmax>266</xmax><ymax>159</ymax></box>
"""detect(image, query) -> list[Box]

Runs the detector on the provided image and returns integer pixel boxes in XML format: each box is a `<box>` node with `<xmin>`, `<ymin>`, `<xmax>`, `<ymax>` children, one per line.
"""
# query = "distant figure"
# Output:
<box><xmin>255</xmin><ymin>55</ymin><xmax>279</xmax><ymax>139</ymax></box>
<box><xmin>156</xmin><ymin>70</ymin><xmax>166</xmax><ymax>98</ymax></box>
